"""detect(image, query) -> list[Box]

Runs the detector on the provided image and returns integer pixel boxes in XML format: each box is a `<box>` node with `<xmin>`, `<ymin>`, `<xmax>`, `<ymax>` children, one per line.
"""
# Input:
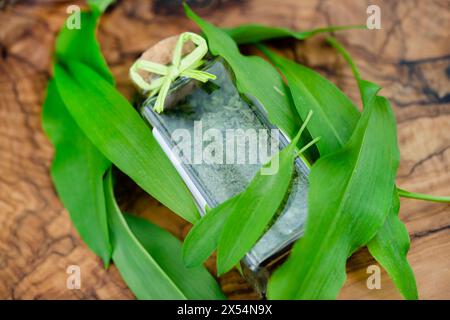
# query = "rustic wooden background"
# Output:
<box><xmin>0</xmin><ymin>0</ymin><xmax>449</xmax><ymax>300</ymax></box>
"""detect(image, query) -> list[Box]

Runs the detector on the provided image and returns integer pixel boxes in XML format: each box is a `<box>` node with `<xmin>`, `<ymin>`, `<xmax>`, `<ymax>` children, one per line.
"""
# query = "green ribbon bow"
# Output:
<box><xmin>130</xmin><ymin>32</ymin><xmax>217</xmax><ymax>113</ymax></box>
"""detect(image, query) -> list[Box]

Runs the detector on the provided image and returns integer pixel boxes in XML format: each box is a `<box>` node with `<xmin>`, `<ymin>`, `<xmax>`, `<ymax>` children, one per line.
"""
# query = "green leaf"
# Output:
<box><xmin>56</xmin><ymin>11</ymin><xmax>114</xmax><ymax>84</ymax></box>
<box><xmin>42</xmin><ymin>11</ymin><xmax>113</xmax><ymax>265</ymax></box>
<box><xmin>42</xmin><ymin>80</ymin><xmax>111</xmax><ymax>265</ymax></box>
<box><xmin>217</xmin><ymin>127</ymin><xmax>306</xmax><ymax>275</ymax></box>
<box><xmin>184</xmin><ymin>4</ymin><xmax>317</xmax><ymax>159</ymax></box>
<box><xmin>327</xmin><ymin>37</ymin><xmax>449</xmax><ymax>205</ymax></box>
<box><xmin>224</xmin><ymin>24</ymin><xmax>366</xmax><ymax>45</ymax></box>
<box><xmin>262</xmin><ymin>39</ymin><xmax>417</xmax><ymax>299</ymax></box>
<box><xmin>268</xmin><ymin>95</ymin><xmax>400</xmax><ymax>299</ymax></box>
<box><xmin>367</xmin><ymin>191</ymin><xmax>418</xmax><ymax>300</ymax></box>
<box><xmin>47</xmin><ymin>6</ymin><xmax>223</xmax><ymax>300</ymax></box>
<box><xmin>261</xmin><ymin>47</ymin><xmax>361</xmax><ymax>156</ymax></box>
<box><xmin>327</xmin><ymin>36</ymin><xmax>418</xmax><ymax>300</ymax></box>
<box><xmin>105</xmin><ymin>171</ymin><xmax>194</xmax><ymax>299</ymax></box>
<box><xmin>125</xmin><ymin>214</ymin><xmax>225</xmax><ymax>300</ymax></box>
<box><xmin>183</xmin><ymin>195</ymin><xmax>238</xmax><ymax>268</ymax></box>
<box><xmin>105</xmin><ymin>170</ymin><xmax>224</xmax><ymax>299</ymax></box>
<box><xmin>53</xmin><ymin>60</ymin><xmax>199</xmax><ymax>223</ymax></box>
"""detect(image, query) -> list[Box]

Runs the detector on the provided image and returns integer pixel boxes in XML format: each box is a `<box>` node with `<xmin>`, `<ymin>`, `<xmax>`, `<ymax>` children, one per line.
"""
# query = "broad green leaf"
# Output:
<box><xmin>328</xmin><ymin>36</ymin><xmax>449</xmax><ymax>205</ymax></box>
<box><xmin>261</xmin><ymin>47</ymin><xmax>361</xmax><ymax>156</ymax></box>
<box><xmin>184</xmin><ymin>4</ymin><xmax>317</xmax><ymax>159</ymax></box>
<box><xmin>106</xmin><ymin>170</ymin><xmax>224</xmax><ymax>299</ymax></box>
<box><xmin>54</xmin><ymin>60</ymin><xmax>199</xmax><ymax>223</ymax></box>
<box><xmin>56</xmin><ymin>12</ymin><xmax>114</xmax><ymax>84</ymax></box>
<box><xmin>224</xmin><ymin>24</ymin><xmax>365</xmax><ymax>45</ymax></box>
<box><xmin>42</xmin><ymin>11</ymin><xmax>113</xmax><ymax>265</ymax></box>
<box><xmin>125</xmin><ymin>213</ymin><xmax>225</xmax><ymax>300</ymax></box>
<box><xmin>104</xmin><ymin>171</ymin><xmax>184</xmax><ymax>299</ymax></box>
<box><xmin>224</xmin><ymin>22</ymin><xmax>417</xmax><ymax>299</ymax></box>
<box><xmin>262</xmin><ymin>40</ymin><xmax>417</xmax><ymax>299</ymax></box>
<box><xmin>327</xmin><ymin>36</ymin><xmax>418</xmax><ymax>299</ymax></box>
<box><xmin>217</xmin><ymin>129</ymin><xmax>305</xmax><ymax>275</ymax></box>
<box><xmin>268</xmin><ymin>95</ymin><xmax>400</xmax><ymax>299</ymax></box>
<box><xmin>47</xmin><ymin>6</ymin><xmax>223</xmax><ymax>300</ymax></box>
<box><xmin>183</xmin><ymin>195</ymin><xmax>238</xmax><ymax>268</ymax></box>
<box><xmin>367</xmin><ymin>191</ymin><xmax>418</xmax><ymax>300</ymax></box>
<box><xmin>42</xmin><ymin>80</ymin><xmax>111</xmax><ymax>264</ymax></box>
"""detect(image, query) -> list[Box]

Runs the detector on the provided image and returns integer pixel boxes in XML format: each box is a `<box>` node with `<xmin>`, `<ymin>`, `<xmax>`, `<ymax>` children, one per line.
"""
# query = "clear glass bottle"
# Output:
<box><xmin>139</xmin><ymin>57</ymin><xmax>309</xmax><ymax>296</ymax></box>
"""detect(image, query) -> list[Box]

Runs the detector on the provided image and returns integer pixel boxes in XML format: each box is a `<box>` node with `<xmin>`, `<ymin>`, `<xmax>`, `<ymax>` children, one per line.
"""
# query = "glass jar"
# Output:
<box><xmin>139</xmin><ymin>57</ymin><xmax>309</xmax><ymax>297</ymax></box>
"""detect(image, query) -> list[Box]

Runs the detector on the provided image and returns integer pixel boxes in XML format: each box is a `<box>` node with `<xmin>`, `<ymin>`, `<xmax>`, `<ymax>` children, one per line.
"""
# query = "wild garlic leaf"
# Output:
<box><xmin>270</xmin><ymin>36</ymin><xmax>417</xmax><ymax>299</ymax></box>
<box><xmin>55</xmin><ymin>12</ymin><xmax>114</xmax><ymax>84</ymax></box>
<box><xmin>183</xmin><ymin>195</ymin><xmax>238</xmax><ymax>268</ymax></box>
<box><xmin>42</xmin><ymin>11</ymin><xmax>113</xmax><ymax>265</ymax></box>
<box><xmin>54</xmin><ymin>60</ymin><xmax>199</xmax><ymax>223</ymax></box>
<box><xmin>367</xmin><ymin>191</ymin><xmax>418</xmax><ymax>300</ymax></box>
<box><xmin>268</xmin><ymin>95</ymin><xmax>400</xmax><ymax>299</ymax></box>
<box><xmin>42</xmin><ymin>80</ymin><xmax>112</xmax><ymax>265</ymax></box>
<box><xmin>47</xmin><ymin>6</ymin><xmax>224</xmax><ymax>300</ymax></box>
<box><xmin>224</xmin><ymin>24</ymin><xmax>365</xmax><ymax>45</ymax></box>
<box><xmin>261</xmin><ymin>47</ymin><xmax>361</xmax><ymax>157</ymax></box>
<box><xmin>104</xmin><ymin>171</ymin><xmax>185</xmax><ymax>299</ymax></box>
<box><xmin>327</xmin><ymin>36</ymin><xmax>418</xmax><ymax>299</ymax></box>
<box><xmin>217</xmin><ymin>127</ymin><xmax>306</xmax><ymax>275</ymax></box>
<box><xmin>126</xmin><ymin>213</ymin><xmax>225</xmax><ymax>299</ymax></box>
<box><xmin>261</xmin><ymin>42</ymin><xmax>417</xmax><ymax>299</ymax></box>
<box><xmin>184</xmin><ymin>4</ymin><xmax>317</xmax><ymax>159</ymax></box>
<box><xmin>105</xmin><ymin>171</ymin><xmax>224</xmax><ymax>299</ymax></box>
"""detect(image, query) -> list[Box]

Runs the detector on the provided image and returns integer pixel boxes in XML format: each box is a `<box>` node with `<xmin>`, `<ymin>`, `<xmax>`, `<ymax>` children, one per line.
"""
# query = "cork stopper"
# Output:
<box><xmin>136</xmin><ymin>34</ymin><xmax>196</xmax><ymax>85</ymax></box>
<box><xmin>130</xmin><ymin>32</ymin><xmax>216</xmax><ymax>112</ymax></box>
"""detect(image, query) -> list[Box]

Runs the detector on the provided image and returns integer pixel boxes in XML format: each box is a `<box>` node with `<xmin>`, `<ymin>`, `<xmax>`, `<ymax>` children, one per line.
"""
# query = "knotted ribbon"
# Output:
<box><xmin>130</xmin><ymin>32</ymin><xmax>216</xmax><ymax>113</ymax></box>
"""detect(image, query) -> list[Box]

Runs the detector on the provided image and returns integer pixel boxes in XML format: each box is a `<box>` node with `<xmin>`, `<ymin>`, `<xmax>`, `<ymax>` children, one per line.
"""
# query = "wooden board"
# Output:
<box><xmin>0</xmin><ymin>0</ymin><xmax>449</xmax><ymax>300</ymax></box>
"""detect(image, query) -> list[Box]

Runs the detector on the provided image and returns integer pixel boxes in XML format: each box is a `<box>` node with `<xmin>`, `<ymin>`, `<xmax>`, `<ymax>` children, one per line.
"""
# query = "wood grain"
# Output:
<box><xmin>0</xmin><ymin>0</ymin><xmax>449</xmax><ymax>300</ymax></box>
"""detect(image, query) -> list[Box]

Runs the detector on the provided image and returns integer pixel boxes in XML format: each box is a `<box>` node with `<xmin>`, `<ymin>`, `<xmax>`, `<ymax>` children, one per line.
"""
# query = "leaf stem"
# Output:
<box><xmin>397</xmin><ymin>188</ymin><xmax>450</xmax><ymax>204</ymax></box>
<box><xmin>326</xmin><ymin>36</ymin><xmax>361</xmax><ymax>81</ymax></box>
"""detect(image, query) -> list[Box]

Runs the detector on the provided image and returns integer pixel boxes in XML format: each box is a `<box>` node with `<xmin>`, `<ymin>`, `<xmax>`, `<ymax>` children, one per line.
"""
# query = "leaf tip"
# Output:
<box><xmin>216</xmin><ymin>254</ymin><xmax>234</xmax><ymax>277</ymax></box>
<box><xmin>181</xmin><ymin>243</ymin><xmax>197</xmax><ymax>268</ymax></box>
<box><xmin>102</xmin><ymin>258</ymin><xmax>111</xmax><ymax>269</ymax></box>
